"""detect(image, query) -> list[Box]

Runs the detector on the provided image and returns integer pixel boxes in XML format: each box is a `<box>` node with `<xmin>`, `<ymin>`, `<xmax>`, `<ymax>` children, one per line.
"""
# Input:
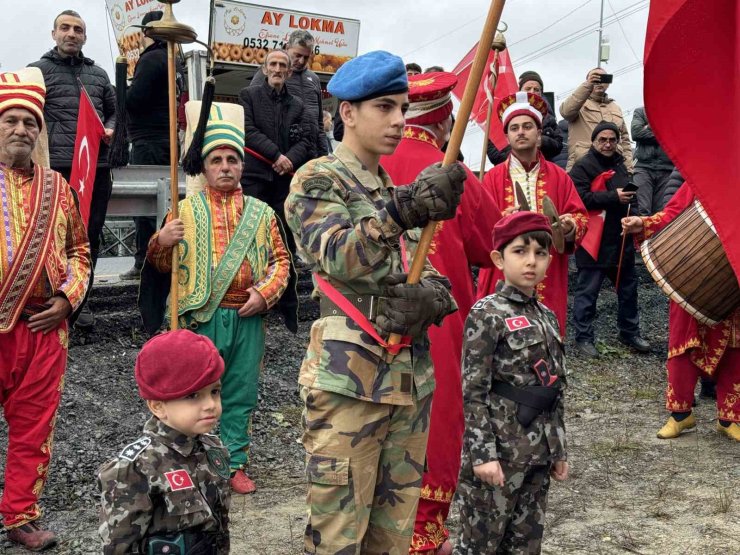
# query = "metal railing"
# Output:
<box><xmin>109</xmin><ymin>165</ymin><xmax>186</xmax><ymax>223</ymax></box>
<box><xmin>99</xmin><ymin>165</ymin><xmax>187</xmax><ymax>257</ymax></box>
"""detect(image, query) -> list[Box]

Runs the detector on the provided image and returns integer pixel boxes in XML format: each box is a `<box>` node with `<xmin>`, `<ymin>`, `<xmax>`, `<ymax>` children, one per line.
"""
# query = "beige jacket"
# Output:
<box><xmin>559</xmin><ymin>82</ymin><xmax>633</xmax><ymax>172</ymax></box>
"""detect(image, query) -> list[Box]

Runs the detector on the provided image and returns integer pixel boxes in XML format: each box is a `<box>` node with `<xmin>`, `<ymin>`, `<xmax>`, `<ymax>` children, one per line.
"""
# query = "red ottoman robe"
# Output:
<box><xmin>639</xmin><ymin>183</ymin><xmax>740</xmax><ymax>422</ymax></box>
<box><xmin>477</xmin><ymin>153</ymin><xmax>588</xmax><ymax>334</ymax></box>
<box><xmin>381</xmin><ymin>125</ymin><xmax>501</xmax><ymax>552</ymax></box>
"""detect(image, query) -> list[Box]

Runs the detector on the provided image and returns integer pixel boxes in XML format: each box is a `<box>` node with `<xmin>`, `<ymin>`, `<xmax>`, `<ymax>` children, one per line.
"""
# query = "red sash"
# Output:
<box><xmin>0</xmin><ymin>165</ymin><xmax>60</xmax><ymax>333</ymax></box>
<box><xmin>313</xmin><ymin>237</ymin><xmax>413</xmax><ymax>355</ymax></box>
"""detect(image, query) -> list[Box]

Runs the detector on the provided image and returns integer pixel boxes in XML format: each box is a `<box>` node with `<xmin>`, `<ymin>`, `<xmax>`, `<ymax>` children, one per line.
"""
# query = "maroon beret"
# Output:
<box><xmin>492</xmin><ymin>211</ymin><xmax>552</xmax><ymax>252</ymax></box>
<box><xmin>135</xmin><ymin>330</ymin><xmax>225</xmax><ymax>401</ymax></box>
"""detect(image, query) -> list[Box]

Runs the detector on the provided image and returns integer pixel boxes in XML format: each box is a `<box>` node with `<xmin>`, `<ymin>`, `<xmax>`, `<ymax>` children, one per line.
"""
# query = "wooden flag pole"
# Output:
<box><xmin>143</xmin><ymin>0</ymin><xmax>198</xmax><ymax>331</ymax></box>
<box><xmin>388</xmin><ymin>0</ymin><xmax>507</xmax><ymax>348</ymax></box>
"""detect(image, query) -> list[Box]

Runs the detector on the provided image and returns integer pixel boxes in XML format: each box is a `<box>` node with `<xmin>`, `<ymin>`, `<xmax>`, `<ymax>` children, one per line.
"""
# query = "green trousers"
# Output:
<box><xmin>190</xmin><ymin>308</ymin><xmax>265</xmax><ymax>471</ymax></box>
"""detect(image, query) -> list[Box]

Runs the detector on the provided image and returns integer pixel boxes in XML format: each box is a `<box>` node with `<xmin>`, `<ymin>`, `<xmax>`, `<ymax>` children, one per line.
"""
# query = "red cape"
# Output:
<box><xmin>477</xmin><ymin>154</ymin><xmax>588</xmax><ymax>334</ymax></box>
<box><xmin>640</xmin><ymin>183</ymin><xmax>739</xmax><ymax>376</ymax></box>
<box><xmin>381</xmin><ymin>125</ymin><xmax>501</xmax><ymax>552</ymax></box>
<box><xmin>645</xmin><ymin>0</ymin><xmax>740</xmax><ymax>281</ymax></box>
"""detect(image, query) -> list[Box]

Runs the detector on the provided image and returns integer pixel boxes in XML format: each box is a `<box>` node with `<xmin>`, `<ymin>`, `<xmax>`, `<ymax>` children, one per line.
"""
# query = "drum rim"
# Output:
<box><xmin>640</xmin><ymin>239</ymin><xmax>721</xmax><ymax>326</ymax></box>
<box><xmin>694</xmin><ymin>199</ymin><xmax>717</xmax><ymax>234</ymax></box>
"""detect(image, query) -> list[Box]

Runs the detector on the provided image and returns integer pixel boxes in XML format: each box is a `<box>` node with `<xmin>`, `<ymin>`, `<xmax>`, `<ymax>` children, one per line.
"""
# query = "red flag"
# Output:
<box><xmin>580</xmin><ymin>170</ymin><xmax>615</xmax><ymax>260</ymax></box>
<box><xmin>452</xmin><ymin>43</ymin><xmax>518</xmax><ymax>150</ymax></box>
<box><xmin>644</xmin><ymin>0</ymin><xmax>740</xmax><ymax>277</ymax></box>
<box><xmin>69</xmin><ymin>87</ymin><xmax>105</xmax><ymax>228</ymax></box>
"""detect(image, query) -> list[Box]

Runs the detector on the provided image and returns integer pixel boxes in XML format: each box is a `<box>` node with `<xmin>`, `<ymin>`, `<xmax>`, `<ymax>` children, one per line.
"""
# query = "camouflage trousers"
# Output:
<box><xmin>453</xmin><ymin>462</ymin><xmax>551</xmax><ymax>555</ymax></box>
<box><xmin>300</xmin><ymin>387</ymin><xmax>432</xmax><ymax>555</ymax></box>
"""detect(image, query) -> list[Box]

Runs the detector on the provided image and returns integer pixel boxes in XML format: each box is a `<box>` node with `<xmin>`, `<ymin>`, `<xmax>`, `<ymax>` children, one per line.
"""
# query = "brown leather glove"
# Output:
<box><xmin>388</xmin><ymin>162</ymin><xmax>466</xmax><ymax>229</ymax></box>
<box><xmin>376</xmin><ymin>273</ymin><xmax>454</xmax><ymax>337</ymax></box>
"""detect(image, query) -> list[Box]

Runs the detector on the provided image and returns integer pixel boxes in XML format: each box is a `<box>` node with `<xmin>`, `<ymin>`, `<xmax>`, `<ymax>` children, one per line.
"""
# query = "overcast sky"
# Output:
<box><xmin>3</xmin><ymin>0</ymin><xmax>649</xmax><ymax>170</ymax></box>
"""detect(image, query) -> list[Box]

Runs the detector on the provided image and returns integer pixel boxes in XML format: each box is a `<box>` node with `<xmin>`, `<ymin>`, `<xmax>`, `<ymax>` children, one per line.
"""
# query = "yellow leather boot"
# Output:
<box><xmin>656</xmin><ymin>413</ymin><xmax>696</xmax><ymax>439</ymax></box>
<box><xmin>716</xmin><ymin>421</ymin><xmax>740</xmax><ymax>441</ymax></box>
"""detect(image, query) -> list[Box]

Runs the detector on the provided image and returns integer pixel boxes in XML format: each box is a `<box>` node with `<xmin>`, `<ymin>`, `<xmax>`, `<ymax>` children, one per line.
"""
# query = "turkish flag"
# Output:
<box><xmin>580</xmin><ymin>170</ymin><xmax>615</xmax><ymax>260</ymax></box>
<box><xmin>505</xmin><ymin>315</ymin><xmax>531</xmax><ymax>332</ymax></box>
<box><xmin>69</xmin><ymin>87</ymin><xmax>104</xmax><ymax>228</ymax></box>
<box><xmin>644</xmin><ymin>0</ymin><xmax>740</xmax><ymax>277</ymax></box>
<box><xmin>451</xmin><ymin>43</ymin><xmax>518</xmax><ymax>150</ymax></box>
<box><xmin>164</xmin><ymin>469</ymin><xmax>195</xmax><ymax>491</ymax></box>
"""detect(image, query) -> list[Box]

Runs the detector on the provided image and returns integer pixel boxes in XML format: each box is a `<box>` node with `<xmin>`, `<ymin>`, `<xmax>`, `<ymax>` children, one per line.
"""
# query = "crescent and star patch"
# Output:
<box><xmin>505</xmin><ymin>316</ymin><xmax>532</xmax><ymax>332</ymax></box>
<box><xmin>165</xmin><ymin>469</ymin><xmax>195</xmax><ymax>491</ymax></box>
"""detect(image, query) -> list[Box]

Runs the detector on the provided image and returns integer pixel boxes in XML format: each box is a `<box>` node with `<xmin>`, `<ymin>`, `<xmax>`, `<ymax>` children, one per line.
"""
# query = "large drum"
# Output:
<box><xmin>641</xmin><ymin>200</ymin><xmax>740</xmax><ymax>326</ymax></box>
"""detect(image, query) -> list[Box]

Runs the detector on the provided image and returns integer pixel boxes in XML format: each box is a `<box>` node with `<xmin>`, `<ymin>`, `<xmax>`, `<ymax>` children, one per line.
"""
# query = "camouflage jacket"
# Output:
<box><xmin>98</xmin><ymin>417</ymin><xmax>231</xmax><ymax>554</ymax></box>
<box><xmin>460</xmin><ymin>281</ymin><xmax>567</xmax><ymax>475</ymax></box>
<box><xmin>285</xmin><ymin>142</ymin><xmax>453</xmax><ymax>405</ymax></box>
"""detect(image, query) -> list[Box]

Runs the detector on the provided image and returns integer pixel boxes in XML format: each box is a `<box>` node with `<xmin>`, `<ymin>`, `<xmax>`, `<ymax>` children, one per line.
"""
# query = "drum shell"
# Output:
<box><xmin>640</xmin><ymin>201</ymin><xmax>740</xmax><ymax>326</ymax></box>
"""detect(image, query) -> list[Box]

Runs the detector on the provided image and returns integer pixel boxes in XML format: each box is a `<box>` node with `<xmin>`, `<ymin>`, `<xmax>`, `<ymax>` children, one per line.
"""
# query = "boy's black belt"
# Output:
<box><xmin>319</xmin><ymin>294</ymin><xmax>383</xmax><ymax>322</ymax></box>
<box><xmin>492</xmin><ymin>380</ymin><xmax>561</xmax><ymax>427</ymax></box>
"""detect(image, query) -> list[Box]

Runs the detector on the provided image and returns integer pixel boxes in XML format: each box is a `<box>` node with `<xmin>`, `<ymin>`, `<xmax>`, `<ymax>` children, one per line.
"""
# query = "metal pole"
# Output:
<box><xmin>479</xmin><ymin>100</ymin><xmax>494</xmax><ymax>181</ymax></box>
<box><xmin>167</xmin><ymin>40</ymin><xmax>180</xmax><ymax>330</ymax></box>
<box><xmin>597</xmin><ymin>0</ymin><xmax>605</xmax><ymax>67</ymax></box>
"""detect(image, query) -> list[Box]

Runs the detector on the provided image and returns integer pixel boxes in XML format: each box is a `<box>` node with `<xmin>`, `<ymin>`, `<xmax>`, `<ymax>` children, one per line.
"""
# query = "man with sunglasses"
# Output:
<box><xmin>570</xmin><ymin>121</ymin><xmax>649</xmax><ymax>357</ymax></box>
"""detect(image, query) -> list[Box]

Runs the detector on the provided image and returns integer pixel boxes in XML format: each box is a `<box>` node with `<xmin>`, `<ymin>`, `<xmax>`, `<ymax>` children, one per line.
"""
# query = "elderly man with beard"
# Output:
<box><xmin>0</xmin><ymin>69</ymin><xmax>90</xmax><ymax>550</ymax></box>
<box><xmin>145</xmin><ymin>107</ymin><xmax>291</xmax><ymax>495</ymax></box>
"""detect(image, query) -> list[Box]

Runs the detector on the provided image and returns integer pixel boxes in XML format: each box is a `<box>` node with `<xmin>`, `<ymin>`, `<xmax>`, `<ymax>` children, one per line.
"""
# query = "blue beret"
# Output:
<box><xmin>328</xmin><ymin>50</ymin><xmax>408</xmax><ymax>102</ymax></box>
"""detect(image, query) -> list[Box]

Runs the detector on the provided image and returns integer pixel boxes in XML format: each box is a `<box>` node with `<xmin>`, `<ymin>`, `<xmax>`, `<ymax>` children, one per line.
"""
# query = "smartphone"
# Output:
<box><xmin>623</xmin><ymin>182</ymin><xmax>638</xmax><ymax>193</ymax></box>
<box><xmin>598</xmin><ymin>73</ymin><xmax>614</xmax><ymax>84</ymax></box>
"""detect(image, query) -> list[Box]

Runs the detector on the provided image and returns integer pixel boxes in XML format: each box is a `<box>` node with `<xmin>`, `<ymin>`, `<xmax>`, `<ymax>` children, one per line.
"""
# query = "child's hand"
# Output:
<box><xmin>551</xmin><ymin>460</ymin><xmax>569</xmax><ymax>481</ymax></box>
<box><xmin>473</xmin><ymin>460</ymin><xmax>505</xmax><ymax>487</ymax></box>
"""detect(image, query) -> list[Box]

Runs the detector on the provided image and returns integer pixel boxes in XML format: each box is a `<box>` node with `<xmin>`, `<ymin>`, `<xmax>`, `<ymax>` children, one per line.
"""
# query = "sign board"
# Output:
<box><xmin>210</xmin><ymin>1</ymin><xmax>360</xmax><ymax>74</ymax></box>
<box><xmin>106</xmin><ymin>0</ymin><xmax>167</xmax><ymax>78</ymax></box>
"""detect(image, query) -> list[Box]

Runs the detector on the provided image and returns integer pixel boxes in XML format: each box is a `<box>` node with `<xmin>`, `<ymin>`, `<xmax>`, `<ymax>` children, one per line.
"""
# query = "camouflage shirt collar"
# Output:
<box><xmin>495</xmin><ymin>280</ymin><xmax>537</xmax><ymax>305</ymax></box>
<box><xmin>333</xmin><ymin>143</ymin><xmax>393</xmax><ymax>193</ymax></box>
<box><xmin>145</xmin><ymin>416</ymin><xmax>198</xmax><ymax>457</ymax></box>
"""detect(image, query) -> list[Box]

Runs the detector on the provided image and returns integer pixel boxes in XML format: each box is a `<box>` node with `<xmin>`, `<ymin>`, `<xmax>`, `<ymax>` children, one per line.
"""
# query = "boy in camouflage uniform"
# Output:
<box><xmin>455</xmin><ymin>211</ymin><xmax>569</xmax><ymax>555</ymax></box>
<box><xmin>98</xmin><ymin>330</ymin><xmax>231</xmax><ymax>554</ymax></box>
<box><xmin>285</xmin><ymin>50</ymin><xmax>465</xmax><ymax>554</ymax></box>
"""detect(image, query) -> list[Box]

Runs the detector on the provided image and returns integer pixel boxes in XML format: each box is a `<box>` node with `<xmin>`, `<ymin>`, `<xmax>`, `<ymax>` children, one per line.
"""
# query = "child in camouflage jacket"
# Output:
<box><xmin>98</xmin><ymin>330</ymin><xmax>231</xmax><ymax>554</ymax></box>
<box><xmin>455</xmin><ymin>211</ymin><xmax>569</xmax><ymax>555</ymax></box>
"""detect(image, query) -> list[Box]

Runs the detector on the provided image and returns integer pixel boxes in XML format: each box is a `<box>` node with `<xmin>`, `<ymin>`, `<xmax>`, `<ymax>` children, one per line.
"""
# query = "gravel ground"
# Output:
<box><xmin>1</xmin><ymin>263</ymin><xmax>738</xmax><ymax>554</ymax></box>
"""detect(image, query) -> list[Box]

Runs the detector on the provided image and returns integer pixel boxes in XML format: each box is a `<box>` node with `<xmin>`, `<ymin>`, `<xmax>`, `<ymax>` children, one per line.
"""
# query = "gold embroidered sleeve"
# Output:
<box><xmin>59</xmin><ymin>185</ymin><xmax>91</xmax><ymax>310</ymax></box>
<box><xmin>252</xmin><ymin>216</ymin><xmax>290</xmax><ymax>309</ymax></box>
<box><xmin>146</xmin><ymin>213</ymin><xmax>174</xmax><ymax>273</ymax></box>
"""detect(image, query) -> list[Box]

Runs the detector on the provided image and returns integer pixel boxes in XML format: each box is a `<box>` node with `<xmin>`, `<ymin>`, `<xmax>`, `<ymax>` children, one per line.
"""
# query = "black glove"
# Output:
<box><xmin>375</xmin><ymin>273</ymin><xmax>454</xmax><ymax>337</ymax></box>
<box><xmin>388</xmin><ymin>162</ymin><xmax>466</xmax><ymax>229</ymax></box>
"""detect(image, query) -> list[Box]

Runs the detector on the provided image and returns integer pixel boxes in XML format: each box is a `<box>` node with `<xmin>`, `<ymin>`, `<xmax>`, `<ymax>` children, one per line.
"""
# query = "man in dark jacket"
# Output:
<box><xmin>487</xmin><ymin>70</ymin><xmax>563</xmax><ymax>165</ymax></box>
<box><xmin>239</xmin><ymin>49</ymin><xmax>311</xmax><ymax>333</ymax></box>
<box><xmin>631</xmin><ymin>106</ymin><xmax>675</xmax><ymax>215</ymax></box>
<box><xmin>551</xmin><ymin>119</ymin><xmax>569</xmax><ymax>170</ymax></box>
<box><xmin>250</xmin><ymin>30</ymin><xmax>327</xmax><ymax>157</ymax></box>
<box><xmin>570</xmin><ymin>121</ymin><xmax>649</xmax><ymax>357</ymax></box>
<box><xmin>28</xmin><ymin>9</ymin><xmax>116</xmax><ymax>328</ymax></box>
<box><xmin>119</xmin><ymin>10</ymin><xmax>174</xmax><ymax>281</ymax></box>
